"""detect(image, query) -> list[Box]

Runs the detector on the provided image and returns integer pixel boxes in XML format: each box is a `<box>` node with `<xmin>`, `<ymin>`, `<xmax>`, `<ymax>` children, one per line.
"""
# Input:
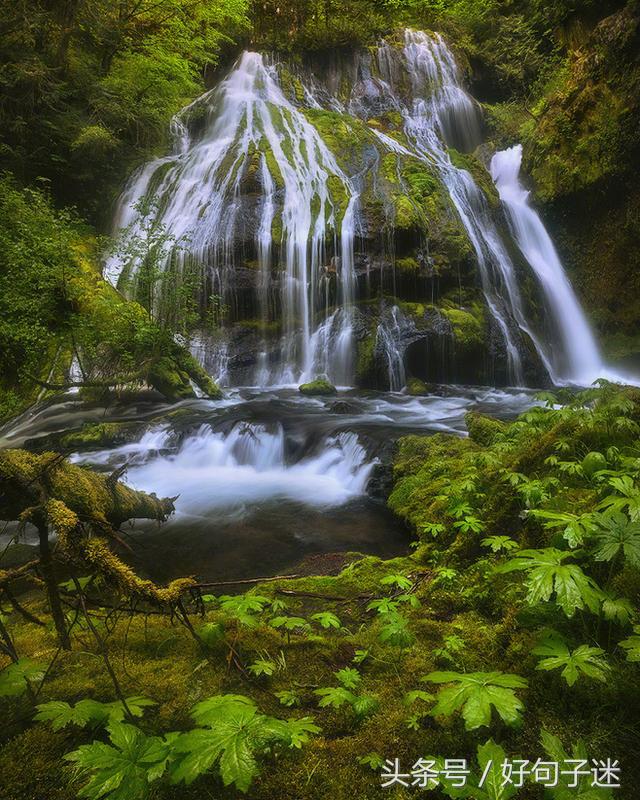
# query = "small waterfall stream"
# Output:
<box><xmin>490</xmin><ymin>145</ymin><xmax>603</xmax><ymax>385</ymax></box>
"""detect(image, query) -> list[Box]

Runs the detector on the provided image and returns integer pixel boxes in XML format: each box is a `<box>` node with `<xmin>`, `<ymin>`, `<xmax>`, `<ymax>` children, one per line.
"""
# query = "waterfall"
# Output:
<box><xmin>105</xmin><ymin>30</ymin><xmax>617</xmax><ymax>390</ymax></box>
<box><xmin>490</xmin><ymin>145</ymin><xmax>603</xmax><ymax>385</ymax></box>
<box><xmin>375</xmin><ymin>306</ymin><xmax>410</xmax><ymax>391</ymax></box>
<box><xmin>106</xmin><ymin>52</ymin><xmax>358</xmax><ymax>387</ymax></box>
<box><xmin>388</xmin><ymin>30</ymin><xmax>559</xmax><ymax>385</ymax></box>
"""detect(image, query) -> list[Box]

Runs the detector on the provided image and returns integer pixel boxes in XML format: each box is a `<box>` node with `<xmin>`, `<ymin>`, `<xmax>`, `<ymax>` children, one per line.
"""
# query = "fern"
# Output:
<box><xmin>422</xmin><ymin>670</ymin><xmax>528</xmax><ymax>730</ymax></box>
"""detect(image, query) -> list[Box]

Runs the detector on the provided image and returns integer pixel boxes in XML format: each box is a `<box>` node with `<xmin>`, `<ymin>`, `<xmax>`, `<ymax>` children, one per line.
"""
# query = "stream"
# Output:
<box><xmin>0</xmin><ymin>386</ymin><xmax>535</xmax><ymax>583</ymax></box>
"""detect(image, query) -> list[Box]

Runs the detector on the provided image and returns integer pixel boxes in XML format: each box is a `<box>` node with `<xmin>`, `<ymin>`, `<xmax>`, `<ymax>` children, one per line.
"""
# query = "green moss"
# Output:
<box><xmin>406</xmin><ymin>377</ymin><xmax>430</xmax><ymax>396</ymax></box>
<box><xmin>299</xmin><ymin>379</ymin><xmax>337</xmax><ymax>396</ymax></box>
<box><xmin>60</xmin><ymin>423</ymin><xmax>137</xmax><ymax>450</ymax></box>
<box><xmin>464</xmin><ymin>411</ymin><xmax>507</xmax><ymax>446</ymax></box>
<box><xmin>441</xmin><ymin>305</ymin><xmax>485</xmax><ymax>350</ymax></box>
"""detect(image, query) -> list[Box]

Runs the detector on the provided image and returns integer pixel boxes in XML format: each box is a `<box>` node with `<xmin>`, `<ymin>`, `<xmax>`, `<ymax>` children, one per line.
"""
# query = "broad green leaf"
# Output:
<box><xmin>422</xmin><ymin>671</ymin><xmax>527</xmax><ymax>730</ymax></box>
<box><xmin>533</xmin><ymin>633</ymin><xmax>609</xmax><ymax>686</ymax></box>
<box><xmin>65</xmin><ymin>721</ymin><xmax>170</xmax><ymax>800</ymax></box>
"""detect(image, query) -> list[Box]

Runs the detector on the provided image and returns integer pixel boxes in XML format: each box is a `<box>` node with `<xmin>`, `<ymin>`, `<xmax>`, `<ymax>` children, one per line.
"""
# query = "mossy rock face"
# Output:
<box><xmin>299</xmin><ymin>379</ymin><xmax>338</xmax><ymax>396</ymax></box>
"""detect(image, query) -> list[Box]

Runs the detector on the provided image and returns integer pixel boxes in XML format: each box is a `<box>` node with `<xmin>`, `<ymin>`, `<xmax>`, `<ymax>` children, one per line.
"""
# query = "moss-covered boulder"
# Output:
<box><xmin>406</xmin><ymin>377</ymin><xmax>431</xmax><ymax>396</ymax></box>
<box><xmin>299</xmin><ymin>379</ymin><xmax>338</xmax><ymax>396</ymax></box>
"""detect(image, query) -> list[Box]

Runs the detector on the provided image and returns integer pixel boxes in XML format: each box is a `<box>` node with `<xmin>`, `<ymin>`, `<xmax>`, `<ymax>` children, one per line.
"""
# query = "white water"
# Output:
<box><xmin>490</xmin><ymin>145</ymin><xmax>603</xmax><ymax>385</ymax></box>
<box><xmin>73</xmin><ymin>422</ymin><xmax>376</xmax><ymax>519</ymax></box>
<box><xmin>107</xmin><ymin>52</ymin><xmax>358</xmax><ymax>387</ymax></box>
<box><xmin>104</xmin><ymin>30</ymin><xmax>625</xmax><ymax>390</ymax></box>
<box><xmin>375</xmin><ymin>306</ymin><xmax>411</xmax><ymax>391</ymax></box>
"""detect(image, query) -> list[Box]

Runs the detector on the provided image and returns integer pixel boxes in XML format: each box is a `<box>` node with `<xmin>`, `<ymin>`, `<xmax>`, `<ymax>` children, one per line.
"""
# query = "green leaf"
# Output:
<box><xmin>497</xmin><ymin>548</ymin><xmax>603</xmax><ymax>617</ymax></box>
<box><xmin>275</xmin><ymin>690</ymin><xmax>300</xmax><ymax>708</ymax></box>
<box><xmin>422</xmin><ymin>671</ymin><xmax>527</xmax><ymax>731</ymax></box>
<box><xmin>592</xmin><ymin>512</ymin><xmax>640</xmax><ymax>567</ymax></box>
<box><xmin>313</xmin><ymin>686</ymin><xmax>355</xmax><ymax>709</ymax></box>
<box><xmin>533</xmin><ymin>633</ymin><xmax>609</xmax><ymax>686</ymax></box>
<box><xmin>65</xmin><ymin>721</ymin><xmax>171</xmax><ymax>800</ymax></box>
<box><xmin>380</xmin><ymin>573</ymin><xmax>412</xmax><ymax>591</ymax></box>
<box><xmin>0</xmin><ymin>658</ymin><xmax>46</xmax><ymax>697</ymax></box>
<box><xmin>335</xmin><ymin>667</ymin><xmax>361</xmax><ymax>689</ymax></box>
<box><xmin>248</xmin><ymin>659</ymin><xmax>275</xmax><ymax>677</ymax></box>
<box><xmin>620</xmin><ymin>625</ymin><xmax>640</xmax><ymax>662</ymax></box>
<box><xmin>481</xmin><ymin>535</ymin><xmax>519</xmax><ymax>553</ymax></box>
<box><xmin>311</xmin><ymin>611</ymin><xmax>341</xmax><ymax>629</ymax></box>
<box><xmin>358</xmin><ymin>752</ymin><xmax>385</xmax><ymax>770</ymax></box>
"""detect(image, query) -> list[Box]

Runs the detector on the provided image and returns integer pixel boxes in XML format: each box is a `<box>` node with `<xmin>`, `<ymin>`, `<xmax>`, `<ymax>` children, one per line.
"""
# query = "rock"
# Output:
<box><xmin>406</xmin><ymin>377</ymin><xmax>431</xmax><ymax>396</ymax></box>
<box><xmin>299</xmin><ymin>379</ymin><xmax>338</xmax><ymax>396</ymax></box>
<box><xmin>328</xmin><ymin>400</ymin><xmax>355</xmax><ymax>414</ymax></box>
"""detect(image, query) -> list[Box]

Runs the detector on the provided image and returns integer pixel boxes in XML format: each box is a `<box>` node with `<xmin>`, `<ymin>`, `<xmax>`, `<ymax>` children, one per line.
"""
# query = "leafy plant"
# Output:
<box><xmin>481</xmin><ymin>535</ymin><xmax>519</xmax><ymax>553</ymax></box>
<box><xmin>378</xmin><ymin>611</ymin><xmax>414</xmax><ymax>648</ymax></box>
<box><xmin>314</xmin><ymin>685</ymin><xmax>378</xmax><ymax>719</ymax></box>
<box><xmin>65</xmin><ymin>721</ymin><xmax>172</xmax><ymax>800</ymax></box>
<box><xmin>36</xmin><ymin>697</ymin><xmax>155</xmax><ymax>730</ymax></box>
<box><xmin>335</xmin><ymin>667</ymin><xmax>361</xmax><ymax>690</ymax></box>
<box><xmin>358</xmin><ymin>752</ymin><xmax>385</xmax><ymax>770</ymax></box>
<box><xmin>0</xmin><ymin>658</ymin><xmax>46</xmax><ymax>697</ymax></box>
<box><xmin>533</xmin><ymin>633</ymin><xmax>609</xmax><ymax>686</ymax></box>
<box><xmin>275</xmin><ymin>690</ymin><xmax>301</xmax><ymax>708</ymax></box>
<box><xmin>598</xmin><ymin>476</ymin><xmax>640</xmax><ymax>520</ymax></box>
<box><xmin>422</xmin><ymin>670</ymin><xmax>528</xmax><ymax>730</ymax></box>
<box><xmin>528</xmin><ymin>510</ymin><xmax>599</xmax><ymax>548</ymax></box>
<box><xmin>170</xmin><ymin>695</ymin><xmax>318</xmax><ymax>792</ymax></box>
<box><xmin>311</xmin><ymin>611</ymin><xmax>342</xmax><ymax>629</ymax></box>
<box><xmin>217</xmin><ymin>594</ymin><xmax>270</xmax><ymax>627</ymax></box>
<box><xmin>248</xmin><ymin>659</ymin><xmax>276</xmax><ymax>678</ymax></box>
<box><xmin>380</xmin><ymin>573</ymin><xmax>412</xmax><ymax>591</ymax></box>
<box><xmin>540</xmin><ymin>729</ymin><xmax>616</xmax><ymax>799</ymax></box>
<box><xmin>497</xmin><ymin>548</ymin><xmax>603</xmax><ymax>617</ymax></box>
<box><xmin>427</xmin><ymin>739</ymin><xmax>519</xmax><ymax>799</ymax></box>
<box><xmin>591</xmin><ymin>512</ymin><xmax>640</xmax><ymax>567</ymax></box>
<box><xmin>620</xmin><ymin>625</ymin><xmax>640</xmax><ymax>661</ymax></box>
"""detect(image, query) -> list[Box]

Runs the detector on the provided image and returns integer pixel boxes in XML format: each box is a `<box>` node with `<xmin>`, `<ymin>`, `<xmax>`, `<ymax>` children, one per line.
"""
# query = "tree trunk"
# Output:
<box><xmin>37</xmin><ymin>521</ymin><xmax>71</xmax><ymax>651</ymax></box>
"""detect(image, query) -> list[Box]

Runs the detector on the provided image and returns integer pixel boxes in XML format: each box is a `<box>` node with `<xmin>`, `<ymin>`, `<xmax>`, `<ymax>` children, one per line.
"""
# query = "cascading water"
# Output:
<box><xmin>385</xmin><ymin>31</ymin><xmax>552</xmax><ymax>385</ymax></box>
<box><xmin>375</xmin><ymin>306</ymin><xmax>411</xmax><ymax>391</ymax></box>
<box><xmin>72</xmin><ymin>422</ymin><xmax>377</xmax><ymax>517</ymax></box>
<box><xmin>106</xmin><ymin>28</ymin><xmax>615</xmax><ymax>391</ymax></box>
<box><xmin>106</xmin><ymin>52</ymin><xmax>358</xmax><ymax>387</ymax></box>
<box><xmin>490</xmin><ymin>145</ymin><xmax>604</xmax><ymax>385</ymax></box>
